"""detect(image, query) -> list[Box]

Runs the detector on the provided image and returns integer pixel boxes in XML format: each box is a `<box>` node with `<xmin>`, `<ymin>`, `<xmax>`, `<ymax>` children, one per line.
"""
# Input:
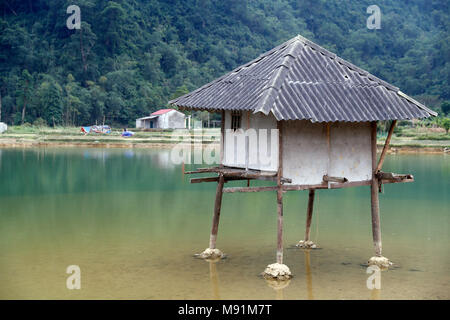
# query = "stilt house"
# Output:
<box><xmin>169</xmin><ymin>35</ymin><xmax>436</xmax><ymax>279</ymax></box>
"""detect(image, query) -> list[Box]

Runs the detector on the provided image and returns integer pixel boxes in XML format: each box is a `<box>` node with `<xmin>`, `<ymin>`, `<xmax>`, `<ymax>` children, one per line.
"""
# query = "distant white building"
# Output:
<box><xmin>136</xmin><ymin>109</ymin><xmax>186</xmax><ymax>129</ymax></box>
<box><xmin>0</xmin><ymin>122</ymin><xmax>7</xmax><ymax>134</ymax></box>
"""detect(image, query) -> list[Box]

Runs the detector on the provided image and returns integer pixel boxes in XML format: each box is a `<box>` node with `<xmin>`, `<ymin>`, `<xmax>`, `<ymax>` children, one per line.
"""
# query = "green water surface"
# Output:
<box><xmin>0</xmin><ymin>148</ymin><xmax>448</xmax><ymax>299</ymax></box>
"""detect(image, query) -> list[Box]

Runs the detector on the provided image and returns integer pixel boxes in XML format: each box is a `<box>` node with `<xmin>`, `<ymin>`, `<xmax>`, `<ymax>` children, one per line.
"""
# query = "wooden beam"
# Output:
<box><xmin>376</xmin><ymin>171</ymin><xmax>413</xmax><ymax>181</ymax></box>
<box><xmin>185</xmin><ymin>166</ymin><xmax>277</xmax><ymax>176</ymax></box>
<box><xmin>222</xmin><ymin>171</ymin><xmax>291</xmax><ymax>183</ymax></box>
<box><xmin>223</xmin><ymin>186</ymin><xmax>278</xmax><ymax>193</ymax></box>
<box><xmin>184</xmin><ymin>167</ymin><xmax>221</xmax><ymax>174</ymax></box>
<box><xmin>305</xmin><ymin>189</ymin><xmax>315</xmax><ymax>242</ymax></box>
<box><xmin>283</xmin><ymin>180</ymin><xmax>372</xmax><ymax>191</ymax></box>
<box><xmin>371</xmin><ymin>121</ymin><xmax>382</xmax><ymax>257</ymax></box>
<box><xmin>222</xmin><ymin>177</ymin><xmax>413</xmax><ymax>193</ymax></box>
<box><xmin>190</xmin><ymin>177</ymin><xmax>219</xmax><ymax>184</ymax></box>
<box><xmin>376</xmin><ymin>120</ymin><xmax>397</xmax><ymax>173</ymax></box>
<box><xmin>323</xmin><ymin>175</ymin><xmax>348</xmax><ymax>183</ymax></box>
<box><xmin>209</xmin><ymin>174</ymin><xmax>225</xmax><ymax>249</ymax></box>
<box><xmin>185</xmin><ymin>165</ymin><xmax>292</xmax><ymax>183</ymax></box>
<box><xmin>380</xmin><ymin>177</ymin><xmax>414</xmax><ymax>184</ymax></box>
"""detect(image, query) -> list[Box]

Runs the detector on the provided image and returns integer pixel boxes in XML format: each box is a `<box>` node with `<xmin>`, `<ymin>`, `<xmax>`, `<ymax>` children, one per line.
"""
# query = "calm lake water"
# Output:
<box><xmin>0</xmin><ymin>148</ymin><xmax>448</xmax><ymax>299</ymax></box>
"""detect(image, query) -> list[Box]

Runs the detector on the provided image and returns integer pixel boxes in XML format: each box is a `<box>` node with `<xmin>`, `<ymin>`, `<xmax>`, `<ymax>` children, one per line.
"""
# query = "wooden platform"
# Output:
<box><xmin>185</xmin><ymin>166</ymin><xmax>414</xmax><ymax>194</ymax></box>
<box><xmin>185</xmin><ymin>166</ymin><xmax>292</xmax><ymax>184</ymax></box>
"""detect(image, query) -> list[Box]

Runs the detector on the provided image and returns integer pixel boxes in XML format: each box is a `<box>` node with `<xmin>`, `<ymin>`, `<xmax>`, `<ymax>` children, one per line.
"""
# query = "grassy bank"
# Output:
<box><xmin>0</xmin><ymin>126</ymin><xmax>220</xmax><ymax>148</ymax></box>
<box><xmin>0</xmin><ymin>125</ymin><xmax>449</xmax><ymax>152</ymax></box>
<box><xmin>377</xmin><ymin>126</ymin><xmax>449</xmax><ymax>153</ymax></box>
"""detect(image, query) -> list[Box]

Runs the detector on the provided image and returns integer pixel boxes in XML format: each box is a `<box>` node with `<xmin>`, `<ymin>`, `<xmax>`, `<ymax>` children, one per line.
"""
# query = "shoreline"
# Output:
<box><xmin>0</xmin><ymin>138</ymin><xmax>448</xmax><ymax>153</ymax></box>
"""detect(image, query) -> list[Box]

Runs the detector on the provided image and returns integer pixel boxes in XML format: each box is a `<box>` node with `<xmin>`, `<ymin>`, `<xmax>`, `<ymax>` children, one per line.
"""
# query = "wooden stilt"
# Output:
<box><xmin>276</xmin><ymin>122</ymin><xmax>284</xmax><ymax>264</ymax></box>
<box><xmin>220</xmin><ymin>110</ymin><xmax>225</xmax><ymax>167</ymax></box>
<box><xmin>209</xmin><ymin>174</ymin><xmax>225</xmax><ymax>249</ymax></box>
<box><xmin>370</xmin><ymin>122</ymin><xmax>382</xmax><ymax>256</ymax></box>
<box><xmin>304</xmin><ymin>189</ymin><xmax>315</xmax><ymax>242</ymax></box>
<box><xmin>376</xmin><ymin>120</ymin><xmax>397</xmax><ymax>173</ymax></box>
<box><xmin>276</xmin><ymin>184</ymin><xmax>284</xmax><ymax>264</ymax></box>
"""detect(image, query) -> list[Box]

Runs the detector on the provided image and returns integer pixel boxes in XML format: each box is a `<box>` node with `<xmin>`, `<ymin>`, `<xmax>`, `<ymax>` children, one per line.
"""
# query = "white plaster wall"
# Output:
<box><xmin>328</xmin><ymin>122</ymin><xmax>372</xmax><ymax>182</ymax></box>
<box><xmin>136</xmin><ymin>119</ymin><xmax>142</xmax><ymax>128</ymax></box>
<box><xmin>282</xmin><ymin>121</ymin><xmax>372</xmax><ymax>185</ymax></box>
<box><xmin>157</xmin><ymin>111</ymin><xmax>186</xmax><ymax>129</ymax></box>
<box><xmin>221</xmin><ymin>113</ymin><xmax>372</xmax><ymax>183</ymax></box>
<box><xmin>0</xmin><ymin>122</ymin><xmax>7</xmax><ymax>133</ymax></box>
<box><xmin>157</xmin><ymin>114</ymin><xmax>167</xmax><ymax>128</ymax></box>
<box><xmin>282</xmin><ymin>120</ymin><xmax>329</xmax><ymax>185</ymax></box>
<box><xmin>167</xmin><ymin>110</ymin><xmax>186</xmax><ymax>129</ymax></box>
<box><xmin>222</xmin><ymin>111</ymin><xmax>278</xmax><ymax>171</ymax></box>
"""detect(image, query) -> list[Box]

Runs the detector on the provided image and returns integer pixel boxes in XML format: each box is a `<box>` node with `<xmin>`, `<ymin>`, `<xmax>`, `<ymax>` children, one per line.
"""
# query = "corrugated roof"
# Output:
<box><xmin>169</xmin><ymin>35</ymin><xmax>436</xmax><ymax>122</ymax></box>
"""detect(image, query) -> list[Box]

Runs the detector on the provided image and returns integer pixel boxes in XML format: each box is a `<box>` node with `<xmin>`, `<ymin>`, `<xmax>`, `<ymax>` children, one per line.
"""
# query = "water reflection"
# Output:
<box><xmin>0</xmin><ymin>149</ymin><xmax>447</xmax><ymax>299</ymax></box>
<box><xmin>148</xmin><ymin>149</ymin><xmax>175</xmax><ymax>169</ymax></box>
<box><xmin>80</xmin><ymin>149</ymin><xmax>176</xmax><ymax>170</ymax></box>
<box><xmin>265</xmin><ymin>278</ymin><xmax>291</xmax><ymax>300</ymax></box>
<box><xmin>209</xmin><ymin>261</ymin><xmax>220</xmax><ymax>300</ymax></box>
<box><xmin>83</xmin><ymin>149</ymin><xmax>110</xmax><ymax>163</ymax></box>
<box><xmin>371</xmin><ymin>288</ymin><xmax>381</xmax><ymax>300</ymax></box>
<box><xmin>304</xmin><ymin>250</ymin><xmax>314</xmax><ymax>300</ymax></box>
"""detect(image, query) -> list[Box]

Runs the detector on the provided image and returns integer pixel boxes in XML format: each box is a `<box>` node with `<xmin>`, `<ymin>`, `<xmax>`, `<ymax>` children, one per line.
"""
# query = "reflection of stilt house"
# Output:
<box><xmin>169</xmin><ymin>35</ymin><xmax>436</xmax><ymax>279</ymax></box>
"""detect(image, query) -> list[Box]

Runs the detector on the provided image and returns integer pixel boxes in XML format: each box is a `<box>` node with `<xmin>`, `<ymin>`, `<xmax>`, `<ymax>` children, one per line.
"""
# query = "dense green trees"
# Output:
<box><xmin>0</xmin><ymin>0</ymin><xmax>448</xmax><ymax>127</ymax></box>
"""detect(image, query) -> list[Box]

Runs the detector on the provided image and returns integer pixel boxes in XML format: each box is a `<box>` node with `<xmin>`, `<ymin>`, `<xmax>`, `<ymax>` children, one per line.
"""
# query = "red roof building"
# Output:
<box><xmin>151</xmin><ymin>109</ymin><xmax>175</xmax><ymax>116</ymax></box>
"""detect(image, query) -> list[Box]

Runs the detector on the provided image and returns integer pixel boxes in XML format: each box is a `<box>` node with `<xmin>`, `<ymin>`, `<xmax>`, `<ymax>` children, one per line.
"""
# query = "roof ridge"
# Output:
<box><xmin>254</xmin><ymin>39</ymin><xmax>305</xmax><ymax>115</ymax></box>
<box><xmin>286</xmin><ymin>80</ymin><xmax>383</xmax><ymax>88</ymax></box>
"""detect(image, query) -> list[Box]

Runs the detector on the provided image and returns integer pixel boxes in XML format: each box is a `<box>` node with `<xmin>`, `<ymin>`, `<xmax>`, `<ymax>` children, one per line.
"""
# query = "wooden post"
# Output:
<box><xmin>326</xmin><ymin>123</ymin><xmax>331</xmax><ymax>174</ymax></box>
<box><xmin>370</xmin><ymin>122</ymin><xmax>382</xmax><ymax>256</ymax></box>
<box><xmin>376</xmin><ymin>120</ymin><xmax>397</xmax><ymax>173</ymax></box>
<box><xmin>304</xmin><ymin>189</ymin><xmax>315</xmax><ymax>242</ymax></box>
<box><xmin>276</xmin><ymin>122</ymin><xmax>284</xmax><ymax>264</ymax></box>
<box><xmin>209</xmin><ymin>174</ymin><xmax>225</xmax><ymax>249</ymax></box>
<box><xmin>220</xmin><ymin>111</ymin><xmax>225</xmax><ymax>167</ymax></box>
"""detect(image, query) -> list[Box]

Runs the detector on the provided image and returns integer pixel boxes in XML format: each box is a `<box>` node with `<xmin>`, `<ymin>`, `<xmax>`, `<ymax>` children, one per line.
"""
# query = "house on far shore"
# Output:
<box><xmin>136</xmin><ymin>109</ymin><xmax>186</xmax><ymax>129</ymax></box>
<box><xmin>0</xmin><ymin>122</ymin><xmax>7</xmax><ymax>134</ymax></box>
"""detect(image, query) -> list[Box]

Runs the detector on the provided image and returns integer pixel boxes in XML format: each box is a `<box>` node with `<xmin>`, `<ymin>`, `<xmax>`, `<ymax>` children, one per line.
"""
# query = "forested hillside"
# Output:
<box><xmin>0</xmin><ymin>0</ymin><xmax>448</xmax><ymax>127</ymax></box>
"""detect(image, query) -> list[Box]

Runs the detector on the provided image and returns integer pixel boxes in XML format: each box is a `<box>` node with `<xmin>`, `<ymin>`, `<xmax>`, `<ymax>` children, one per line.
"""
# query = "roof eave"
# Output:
<box><xmin>397</xmin><ymin>91</ymin><xmax>438</xmax><ymax>117</ymax></box>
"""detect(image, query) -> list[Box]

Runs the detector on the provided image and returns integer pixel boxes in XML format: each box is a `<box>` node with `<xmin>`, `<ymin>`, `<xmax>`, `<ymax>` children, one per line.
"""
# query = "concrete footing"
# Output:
<box><xmin>296</xmin><ymin>240</ymin><xmax>319</xmax><ymax>249</ymax></box>
<box><xmin>262</xmin><ymin>263</ymin><xmax>292</xmax><ymax>281</ymax></box>
<box><xmin>368</xmin><ymin>256</ymin><xmax>392</xmax><ymax>269</ymax></box>
<box><xmin>196</xmin><ymin>248</ymin><xmax>224</xmax><ymax>261</ymax></box>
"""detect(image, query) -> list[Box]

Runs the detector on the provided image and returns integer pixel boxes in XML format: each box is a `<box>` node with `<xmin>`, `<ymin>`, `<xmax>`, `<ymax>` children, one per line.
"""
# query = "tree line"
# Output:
<box><xmin>0</xmin><ymin>0</ymin><xmax>448</xmax><ymax>127</ymax></box>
